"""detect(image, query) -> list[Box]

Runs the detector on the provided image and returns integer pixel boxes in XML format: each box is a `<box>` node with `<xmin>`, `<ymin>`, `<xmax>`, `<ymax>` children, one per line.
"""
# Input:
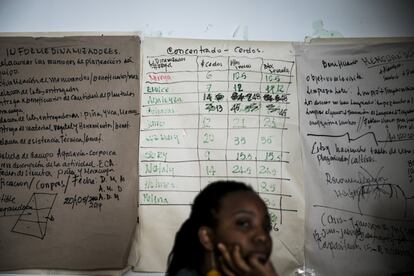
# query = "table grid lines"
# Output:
<box><xmin>140</xmin><ymin>53</ymin><xmax>298</xmax><ymax>224</ymax></box>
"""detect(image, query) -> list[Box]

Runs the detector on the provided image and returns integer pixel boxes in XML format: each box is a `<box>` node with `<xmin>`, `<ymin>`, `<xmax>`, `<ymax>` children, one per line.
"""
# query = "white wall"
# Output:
<box><xmin>0</xmin><ymin>0</ymin><xmax>413</xmax><ymax>275</ymax></box>
<box><xmin>1</xmin><ymin>0</ymin><xmax>414</xmax><ymax>41</ymax></box>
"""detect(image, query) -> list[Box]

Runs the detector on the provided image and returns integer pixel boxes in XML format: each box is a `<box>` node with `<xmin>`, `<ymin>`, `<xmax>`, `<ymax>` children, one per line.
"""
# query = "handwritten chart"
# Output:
<box><xmin>296</xmin><ymin>42</ymin><xmax>414</xmax><ymax>275</ymax></box>
<box><xmin>137</xmin><ymin>38</ymin><xmax>304</xmax><ymax>275</ymax></box>
<box><xmin>0</xmin><ymin>36</ymin><xmax>140</xmax><ymax>270</ymax></box>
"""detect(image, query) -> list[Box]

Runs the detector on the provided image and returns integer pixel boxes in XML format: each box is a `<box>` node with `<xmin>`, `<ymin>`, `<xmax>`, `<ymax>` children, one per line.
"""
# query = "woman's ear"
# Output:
<box><xmin>198</xmin><ymin>226</ymin><xmax>214</xmax><ymax>251</ymax></box>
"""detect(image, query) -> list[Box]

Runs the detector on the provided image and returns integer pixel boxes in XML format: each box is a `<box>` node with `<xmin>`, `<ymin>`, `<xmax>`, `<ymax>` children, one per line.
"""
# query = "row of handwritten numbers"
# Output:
<box><xmin>201</xmin><ymin>133</ymin><xmax>276</xmax><ymax>147</ymax></box>
<box><xmin>201</xmin><ymin>116</ymin><xmax>284</xmax><ymax>129</ymax></box>
<box><xmin>202</xmin><ymin>163</ymin><xmax>279</xmax><ymax>177</ymax></box>
<box><xmin>202</xmin><ymin>150</ymin><xmax>282</xmax><ymax>161</ymax></box>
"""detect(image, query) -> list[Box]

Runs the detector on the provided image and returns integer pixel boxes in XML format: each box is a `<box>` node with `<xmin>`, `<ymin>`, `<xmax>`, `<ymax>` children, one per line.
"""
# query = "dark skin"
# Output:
<box><xmin>199</xmin><ymin>191</ymin><xmax>278</xmax><ymax>276</ymax></box>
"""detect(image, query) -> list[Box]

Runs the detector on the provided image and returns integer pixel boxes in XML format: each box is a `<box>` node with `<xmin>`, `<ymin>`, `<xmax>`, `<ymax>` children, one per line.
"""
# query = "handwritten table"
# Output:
<box><xmin>137</xmin><ymin>38</ymin><xmax>304</xmax><ymax>275</ymax></box>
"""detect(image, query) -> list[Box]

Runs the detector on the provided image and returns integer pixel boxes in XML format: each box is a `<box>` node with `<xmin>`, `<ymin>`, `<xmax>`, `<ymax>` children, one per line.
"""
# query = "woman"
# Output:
<box><xmin>166</xmin><ymin>180</ymin><xmax>278</xmax><ymax>276</ymax></box>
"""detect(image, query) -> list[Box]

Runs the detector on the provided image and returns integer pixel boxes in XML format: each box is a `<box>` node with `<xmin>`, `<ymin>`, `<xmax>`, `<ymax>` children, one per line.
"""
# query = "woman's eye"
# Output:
<box><xmin>236</xmin><ymin>219</ymin><xmax>251</xmax><ymax>229</ymax></box>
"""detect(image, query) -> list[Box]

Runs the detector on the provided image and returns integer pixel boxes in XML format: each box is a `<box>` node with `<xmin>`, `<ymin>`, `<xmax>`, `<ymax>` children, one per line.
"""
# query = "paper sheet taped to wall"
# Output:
<box><xmin>296</xmin><ymin>41</ymin><xmax>414</xmax><ymax>276</ymax></box>
<box><xmin>136</xmin><ymin>37</ymin><xmax>305</xmax><ymax>275</ymax></box>
<box><xmin>0</xmin><ymin>35</ymin><xmax>140</xmax><ymax>270</ymax></box>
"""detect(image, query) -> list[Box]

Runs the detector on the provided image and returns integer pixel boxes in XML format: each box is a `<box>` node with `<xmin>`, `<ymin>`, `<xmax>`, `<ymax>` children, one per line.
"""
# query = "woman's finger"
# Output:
<box><xmin>217</xmin><ymin>243</ymin><xmax>237</xmax><ymax>272</ymax></box>
<box><xmin>231</xmin><ymin>245</ymin><xmax>251</xmax><ymax>272</ymax></box>
<box><xmin>219</xmin><ymin>256</ymin><xmax>236</xmax><ymax>276</ymax></box>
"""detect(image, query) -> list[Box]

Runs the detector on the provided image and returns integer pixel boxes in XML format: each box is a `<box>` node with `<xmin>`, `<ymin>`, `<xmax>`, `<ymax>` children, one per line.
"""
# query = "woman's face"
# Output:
<box><xmin>214</xmin><ymin>191</ymin><xmax>272</xmax><ymax>263</ymax></box>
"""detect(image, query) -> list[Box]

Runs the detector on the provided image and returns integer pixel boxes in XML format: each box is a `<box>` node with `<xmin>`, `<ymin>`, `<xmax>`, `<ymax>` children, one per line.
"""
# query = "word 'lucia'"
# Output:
<box><xmin>145</xmin><ymin>119</ymin><xmax>165</xmax><ymax>129</ymax></box>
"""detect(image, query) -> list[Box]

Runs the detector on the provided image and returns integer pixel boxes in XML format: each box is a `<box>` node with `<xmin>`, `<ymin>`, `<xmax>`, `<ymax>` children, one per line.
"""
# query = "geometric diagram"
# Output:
<box><xmin>11</xmin><ymin>193</ymin><xmax>57</xmax><ymax>239</ymax></box>
<box><xmin>357</xmin><ymin>166</ymin><xmax>410</xmax><ymax>220</ymax></box>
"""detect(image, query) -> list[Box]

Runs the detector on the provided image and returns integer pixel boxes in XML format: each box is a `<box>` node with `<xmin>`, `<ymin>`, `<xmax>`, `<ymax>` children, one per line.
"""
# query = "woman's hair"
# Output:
<box><xmin>166</xmin><ymin>180</ymin><xmax>255</xmax><ymax>275</ymax></box>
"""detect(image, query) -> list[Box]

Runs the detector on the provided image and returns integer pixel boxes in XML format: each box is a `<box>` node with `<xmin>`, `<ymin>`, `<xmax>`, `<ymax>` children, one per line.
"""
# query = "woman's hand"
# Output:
<box><xmin>217</xmin><ymin>243</ymin><xmax>278</xmax><ymax>276</ymax></box>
